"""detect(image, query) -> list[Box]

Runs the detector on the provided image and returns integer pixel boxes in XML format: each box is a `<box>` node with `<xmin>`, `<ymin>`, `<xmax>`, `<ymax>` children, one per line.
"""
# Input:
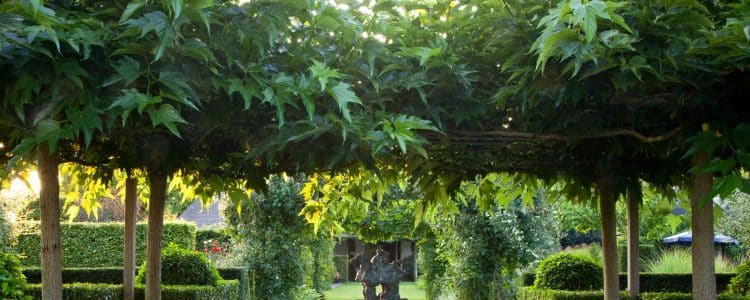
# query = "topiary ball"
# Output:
<box><xmin>534</xmin><ymin>252</ymin><xmax>603</xmax><ymax>291</ymax></box>
<box><xmin>135</xmin><ymin>243</ymin><xmax>222</xmax><ymax>286</ymax></box>
<box><xmin>729</xmin><ymin>260</ymin><xmax>750</xmax><ymax>296</ymax></box>
<box><xmin>0</xmin><ymin>251</ymin><xmax>28</xmax><ymax>299</ymax></box>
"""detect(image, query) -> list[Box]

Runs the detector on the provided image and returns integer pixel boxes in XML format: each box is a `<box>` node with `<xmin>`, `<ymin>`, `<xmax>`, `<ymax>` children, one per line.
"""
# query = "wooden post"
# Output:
<box><xmin>691</xmin><ymin>150</ymin><xmax>716</xmax><ymax>299</ymax></box>
<box><xmin>146</xmin><ymin>169</ymin><xmax>167</xmax><ymax>300</ymax></box>
<box><xmin>598</xmin><ymin>175</ymin><xmax>620</xmax><ymax>300</ymax></box>
<box><xmin>123</xmin><ymin>177</ymin><xmax>137</xmax><ymax>300</ymax></box>
<box><xmin>626</xmin><ymin>182</ymin><xmax>641</xmax><ymax>299</ymax></box>
<box><xmin>38</xmin><ymin>143</ymin><xmax>62</xmax><ymax>300</ymax></box>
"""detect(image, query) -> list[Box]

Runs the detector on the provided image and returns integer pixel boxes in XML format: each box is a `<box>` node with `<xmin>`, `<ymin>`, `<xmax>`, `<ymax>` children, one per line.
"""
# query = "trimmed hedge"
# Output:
<box><xmin>23</xmin><ymin>267</ymin><xmax>251</xmax><ymax>299</ymax></box>
<box><xmin>24</xmin><ymin>283</ymin><xmax>123</xmax><ymax>300</ymax></box>
<box><xmin>333</xmin><ymin>255</ymin><xmax>348</xmax><ymax>282</ymax></box>
<box><xmin>518</xmin><ymin>287</ymin><xmax>628</xmax><ymax>299</ymax></box>
<box><xmin>518</xmin><ymin>288</ymin><xmax>748</xmax><ymax>300</ymax></box>
<box><xmin>24</xmin><ymin>280</ymin><xmax>240</xmax><ymax>300</ymax></box>
<box><xmin>16</xmin><ymin>222</ymin><xmax>196</xmax><ymax>267</ymax></box>
<box><xmin>521</xmin><ymin>272</ymin><xmax>736</xmax><ymax>293</ymax></box>
<box><xmin>218</xmin><ymin>267</ymin><xmax>252</xmax><ymax>300</ymax></box>
<box><xmin>23</xmin><ymin>267</ymin><xmax>123</xmax><ymax>284</ymax></box>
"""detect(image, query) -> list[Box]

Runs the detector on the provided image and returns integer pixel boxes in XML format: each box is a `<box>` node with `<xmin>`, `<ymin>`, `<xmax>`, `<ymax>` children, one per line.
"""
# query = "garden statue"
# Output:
<box><xmin>350</xmin><ymin>248</ymin><xmax>407</xmax><ymax>300</ymax></box>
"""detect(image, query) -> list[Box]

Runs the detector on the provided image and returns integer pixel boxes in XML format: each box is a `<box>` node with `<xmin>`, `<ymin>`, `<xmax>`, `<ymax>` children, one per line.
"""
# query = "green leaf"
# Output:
<box><xmin>146</xmin><ymin>104</ymin><xmax>189</xmax><ymax>138</ymax></box>
<box><xmin>158</xmin><ymin>70</ymin><xmax>199</xmax><ymax>110</ymax></box>
<box><xmin>108</xmin><ymin>89</ymin><xmax>160</xmax><ymax>124</ymax></box>
<box><xmin>103</xmin><ymin>56</ymin><xmax>142</xmax><ymax>87</ymax></box>
<box><xmin>226</xmin><ymin>78</ymin><xmax>260</xmax><ymax>110</ymax></box>
<box><xmin>327</xmin><ymin>82</ymin><xmax>362</xmax><ymax>123</ymax></box>
<box><xmin>33</xmin><ymin>119</ymin><xmax>62</xmax><ymax>153</ymax></box>
<box><xmin>31</xmin><ymin>0</ymin><xmax>42</xmax><ymax>13</ymax></box>
<box><xmin>65</xmin><ymin>106</ymin><xmax>102</xmax><ymax>147</ymax></box>
<box><xmin>309</xmin><ymin>60</ymin><xmax>342</xmax><ymax>91</ymax></box>
<box><xmin>120</xmin><ymin>1</ymin><xmax>146</xmax><ymax>23</ymax></box>
<box><xmin>171</xmin><ymin>0</ymin><xmax>184</xmax><ymax>20</ymax></box>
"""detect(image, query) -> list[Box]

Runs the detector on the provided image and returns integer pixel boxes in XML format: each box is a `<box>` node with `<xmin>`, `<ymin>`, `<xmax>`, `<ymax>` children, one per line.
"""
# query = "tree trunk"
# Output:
<box><xmin>626</xmin><ymin>182</ymin><xmax>641</xmax><ymax>300</ymax></box>
<box><xmin>146</xmin><ymin>169</ymin><xmax>167</xmax><ymax>300</ymax></box>
<box><xmin>691</xmin><ymin>150</ymin><xmax>716</xmax><ymax>299</ymax></box>
<box><xmin>38</xmin><ymin>143</ymin><xmax>62</xmax><ymax>300</ymax></box>
<box><xmin>123</xmin><ymin>177</ymin><xmax>137</xmax><ymax>300</ymax></box>
<box><xmin>598</xmin><ymin>176</ymin><xmax>620</xmax><ymax>300</ymax></box>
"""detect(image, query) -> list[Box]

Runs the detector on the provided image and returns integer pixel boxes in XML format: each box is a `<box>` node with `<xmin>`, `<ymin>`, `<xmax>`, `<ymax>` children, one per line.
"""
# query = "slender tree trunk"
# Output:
<box><xmin>123</xmin><ymin>177</ymin><xmax>137</xmax><ymax>300</ymax></box>
<box><xmin>38</xmin><ymin>143</ymin><xmax>62</xmax><ymax>300</ymax></box>
<box><xmin>146</xmin><ymin>169</ymin><xmax>167</xmax><ymax>300</ymax></box>
<box><xmin>598</xmin><ymin>175</ymin><xmax>620</xmax><ymax>300</ymax></box>
<box><xmin>691</xmin><ymin>150</ymin><xmax>716</xmax><ymax>299</ymax></box>
<box><xmin>626</xmin><ymin>182</ymin><xmax>641</xmax><ymax>300</ymax></box>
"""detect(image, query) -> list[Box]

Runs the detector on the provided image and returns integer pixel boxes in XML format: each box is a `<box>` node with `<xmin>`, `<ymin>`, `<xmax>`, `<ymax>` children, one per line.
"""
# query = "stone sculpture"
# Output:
<box><xmin>349</xmin><ymin>248</ymin><xmax>407</xmax><ymax>300</ymax></box>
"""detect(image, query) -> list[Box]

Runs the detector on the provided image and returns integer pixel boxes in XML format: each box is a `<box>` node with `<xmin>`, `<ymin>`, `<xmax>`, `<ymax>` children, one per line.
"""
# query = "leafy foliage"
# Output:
<box><xmin>534</xmin><ymin>253</ymin><xmax>603</xmax><ymax>291</ymax></box>
<box><xmin>728</xmin><ymin>260</ymin><xmax>750</xmax><ymax>296</ymax></box>
<box><xmin>224</xmin><ymin>175</ymin><xmax>333</xmax><ymax>298</ymax></box>
<box><xmin>718</xmin><ymin>192</ymin><xmax>750</xmax><ymax>249</ymax></box>
<box><xmin>135</xmin><ymin>243</ymin><xmax>221</xmax><ymax>286</ymax></box>
<box><xmin>0</xmin><ymin>251</ymin><xmax>28</xmax><ymax>300</ymax></box>
<box><xmin>419</xmin><ymin>198</ymin><xmax>558</xmax><ymax>299</ymax></box>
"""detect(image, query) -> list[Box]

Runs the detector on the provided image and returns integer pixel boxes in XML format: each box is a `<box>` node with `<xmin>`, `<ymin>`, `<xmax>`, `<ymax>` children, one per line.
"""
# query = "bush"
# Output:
<box><xmin>518</xmin><ymin>287</ymin><xmax>628</xmax><ymax>299</ymax></box>
<box><xmin>534</xmin><ymin>253</ymin><xmax>603</xmax><ymax>291</ymax></box>
<box><xmin>522</xmin><ymin>272</ymin><xmax>735</xmax><ymax>293</ymax></box>
<box><xmin>23</xmin><ymin>280</ymin><xmax>240</xmax><ymax>300</ymax></box>
<box><xmin>23</xmin><ymin>267</ymin><xmax>122</xmax><ymax>284</ymax></box>
<box><xmin>15</xmin><ymin>222</ymin><xmax>195</xmax><ymax>267</ymax></box>
<box><xmin>135</xmin><ymin>244</ymin><xmax>221</xmax><ymax>286</ymax></box>
<box><xmin>218</xmin><ymin>267</ymin><xmax>252</xmax><ymax>300</ymax></box>
<box><xmin>729</xmin><ymin>260</ymin><xmax>750</xmax><ymax>296</ymax></box>
<box><xmin>618</xmin><ymin>244</ymin><xmax>659</xmax><ymax>271</ymax></box>
<box><xmin>0</xmin><ymin>252</ymin><xmax>28</xmax><ymax>299</ymax></box>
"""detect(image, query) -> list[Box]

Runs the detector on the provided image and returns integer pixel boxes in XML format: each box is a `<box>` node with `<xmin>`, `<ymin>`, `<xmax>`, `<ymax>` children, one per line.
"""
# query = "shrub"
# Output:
<box><xmin>23</xmin><ymin>280</ymin><xmax>240</xmax><ymax>300</ymax></box>
<box><xmin>0</xmin><ymin>252</ymin><xmax>28</xmax><ymax>299</ymax></box>
<box><xmin>522</xmin><ymin>271</ymin><xmax>736</xmax><ymax>293</ymax></box>
<box><xmin>534</xmin><ymin>253</ymin><xmax>603</xmax><ymax>291</ymax></box>
<box><xmin>518</xmin><ymin>287</ymin><xmax>628</xmax><ymax>299</ymax></box>
<box><xmin>15</xmin><ymin>222</ymin><xmax>195</xmax><ymax>267</ymax></box>
<box><xmin>23</xmin><ymin>267</ymin><xmax>122</xmax><ymax>284</ymax></box>
<box><xmin>135</xmin><ymin>244</ymin><xmax>221</xmax><ymax>286</ymax></box>
<box><xmin>729</xmin><ymin>260</ymin><xmax>750</xmax><ymax>296</ymax></box>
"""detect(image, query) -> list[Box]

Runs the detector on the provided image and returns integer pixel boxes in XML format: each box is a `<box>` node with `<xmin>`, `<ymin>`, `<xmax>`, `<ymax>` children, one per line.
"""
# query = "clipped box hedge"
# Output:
<box><xmin>518</xmin><ymin>288</ymin><xmax>748</xmax><ymax>300</ymax></box>
<box><xmin>521</xmin><ymin>272</ymin><xmax>736</xmax><ymax>293</ymax></box>
<box><xmin>23</xmin><ymin>267</ymin><xmax>252</xmax><ymax>300</ymax></box>
<box><xmin>518</xmin><ymin>287</ymin><xmax>629</xmax><ymax>299</ymax></box>
<box><xmin>16</xmin><ymin>222</ymin><xmax>195</xmax><ymax>267</ymax></box>
<box><xmin>23</xmin><ymin>267</ymin><xmax>123</xmax><ymax>284</ymax></box>
<box><xmin>24</xmin><ymin>280</ymin><xmax>240</xmax><ymax>300</ymax></box>
<box><xmin>217</xmin><ymin>267</ymin><xmax>252</xmax><ymax>300</ymax></box>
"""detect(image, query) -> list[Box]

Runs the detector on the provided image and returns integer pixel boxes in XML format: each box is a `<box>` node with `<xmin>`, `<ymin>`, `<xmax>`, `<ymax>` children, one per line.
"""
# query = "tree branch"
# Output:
<box><xmin>443</xmin><ymin>126</ymin><xmax>683</xmax><ymax>144</ymax></box>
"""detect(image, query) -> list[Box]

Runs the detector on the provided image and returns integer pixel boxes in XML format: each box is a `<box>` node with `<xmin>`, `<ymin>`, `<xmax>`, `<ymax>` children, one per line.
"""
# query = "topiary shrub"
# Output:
<box><xmin>0</xmin><ymin>251</ymin><xmax>28</xmax><ymax>299</ymax></box>
<box><xmin>135</xmin><ymin>244</ymin><xmax>221</xmax><ymax>286</ymax></box>
<box><xmin>728</xmin><ymin>260</ymin><xmax>750</xmax><ymax>296</ymax></box>
<box><xmin>534</xmin><ymin>252</ymin><xmax>603</xmax><ymax>291</ymax></box>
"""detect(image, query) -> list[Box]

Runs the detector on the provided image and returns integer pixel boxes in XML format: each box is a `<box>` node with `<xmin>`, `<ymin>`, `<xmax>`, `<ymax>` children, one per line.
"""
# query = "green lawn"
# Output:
<box><xmin>323</xmin><ymin>282</ymin><xmax>426</xmax><ymax>300</ymax></box>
